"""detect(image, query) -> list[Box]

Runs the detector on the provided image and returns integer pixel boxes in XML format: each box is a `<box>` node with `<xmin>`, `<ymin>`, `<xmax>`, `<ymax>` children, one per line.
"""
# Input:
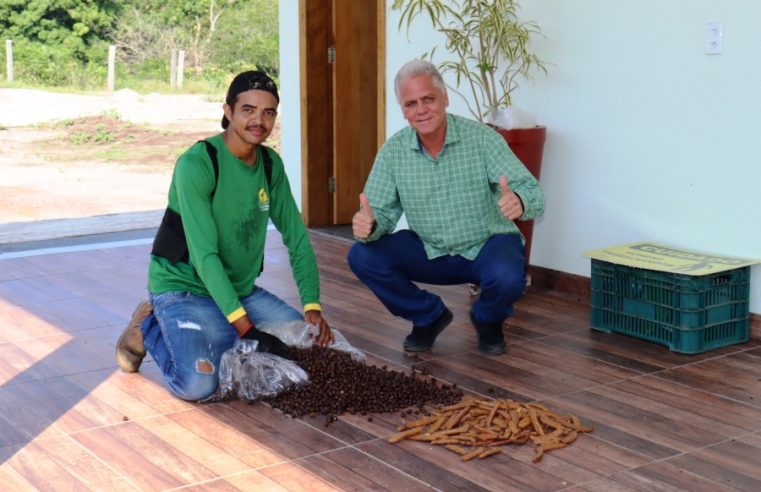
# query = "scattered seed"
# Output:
<box><xmin>267</xmin><ymin>346</ymin><xmax>462</xmax><ymax>418</ymax></box>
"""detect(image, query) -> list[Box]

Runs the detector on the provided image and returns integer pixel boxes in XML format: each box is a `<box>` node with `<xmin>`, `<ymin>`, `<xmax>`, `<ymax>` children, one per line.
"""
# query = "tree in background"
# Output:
<box><xmin>109</xmin><ymin>0</ymin><xmax>279</xmax><ymax>89</ymax></box>
<box><xmin>0</xmin><ymin>0</ymin><xmax>279</xmax><ymax>90</ymax></box>
<box><xmin>210</xmin><ymin>0</ymin><xmax>278</xmax><ymax>77</ymax></box>
<box><xmin>0</xmin><ymin>0</ymin><xmax>118</xmax><ymax>84</ymax></box>
<box><xmin>110</xmin><ymin>4</ymin><xmax>176</xmax><ymax>65</ymax></box>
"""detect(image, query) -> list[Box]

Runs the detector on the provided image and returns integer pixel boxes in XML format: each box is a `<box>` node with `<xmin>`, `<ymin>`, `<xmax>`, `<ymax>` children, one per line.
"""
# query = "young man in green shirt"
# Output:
<box><xmin>348</xmin><ymin>59</ymin><xmax>544</xmax><ymax>355</ymax></box>
<box><xmin>116</xmin><ymin>71</ymin><xmax>333</xmax><ymax>401</ymax></box>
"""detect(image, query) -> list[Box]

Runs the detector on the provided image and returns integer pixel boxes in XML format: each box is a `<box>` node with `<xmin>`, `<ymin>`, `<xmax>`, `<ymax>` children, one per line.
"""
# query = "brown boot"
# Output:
<box><xmin>115</xmin><ymin>301</ymin><xmax>152</xmax><ymax>373</ymax></box>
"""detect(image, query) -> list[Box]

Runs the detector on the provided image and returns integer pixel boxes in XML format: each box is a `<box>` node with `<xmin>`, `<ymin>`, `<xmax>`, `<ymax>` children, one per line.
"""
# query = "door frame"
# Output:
<box><xmin>299</xmin><ymin>0</ymin><xmax>386</xmax><ymax>227</ymax></box>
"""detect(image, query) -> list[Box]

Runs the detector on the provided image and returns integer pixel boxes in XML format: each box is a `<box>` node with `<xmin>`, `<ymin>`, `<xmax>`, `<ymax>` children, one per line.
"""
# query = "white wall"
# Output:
<box><xmin>388</xmin><ymin>1</ymin><xmax>761</xmax><ymax>313</ymax></box>
<box><xmin>278</xmin><ymin>0</ymin><xmax>302</xmax><ymax>208</ymax></box>
<box><xmin>283</xmin><ymin>1</ymin><xmax>761</xmax><ymax>313</ymax></box>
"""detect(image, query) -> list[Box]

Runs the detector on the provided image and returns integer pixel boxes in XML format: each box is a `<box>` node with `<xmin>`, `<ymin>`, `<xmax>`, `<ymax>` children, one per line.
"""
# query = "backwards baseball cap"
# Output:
<box><xmin>221</xmin><ymin>70</ymin><xmax>280</xmax><ymax>129</ymax></box>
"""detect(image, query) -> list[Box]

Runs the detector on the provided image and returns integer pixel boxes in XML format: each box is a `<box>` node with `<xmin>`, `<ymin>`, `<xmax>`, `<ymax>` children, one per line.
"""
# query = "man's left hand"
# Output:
<box><xmin>305</xmin><ymin>310</ymin><xmax>334</xmax><ymax>347</ymax></box>
<box><xmin>498</xmin><ymin>175</ymin><xmax>523</xmax><ymax>221</ymax></box>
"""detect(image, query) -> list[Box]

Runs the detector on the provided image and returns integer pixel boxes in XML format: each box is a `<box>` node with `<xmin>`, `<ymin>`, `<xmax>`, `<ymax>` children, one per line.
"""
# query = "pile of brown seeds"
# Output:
<box><xmin>267</xmin><ymin>346</ymin><xmax>462</xmax><ymax>419</ymax></box>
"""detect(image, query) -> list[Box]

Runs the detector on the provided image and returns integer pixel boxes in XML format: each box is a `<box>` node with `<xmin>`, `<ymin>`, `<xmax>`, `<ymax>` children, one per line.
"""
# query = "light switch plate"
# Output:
<box><xmin>705</xmin><ymin>22</ymin><xmax>723</xmax><ymax>55</ymax></box>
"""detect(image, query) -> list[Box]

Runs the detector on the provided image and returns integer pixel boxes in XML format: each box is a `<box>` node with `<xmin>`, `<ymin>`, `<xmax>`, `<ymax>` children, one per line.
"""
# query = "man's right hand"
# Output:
<box><xmin>241</xmin><ymin>325</ymin><xmax>291</xmax><ymax>359</ymax></box>
<box><xmin>352</xmin><ymin>193</ymin><xmax>375</xmax><ymax>239</ymax></box>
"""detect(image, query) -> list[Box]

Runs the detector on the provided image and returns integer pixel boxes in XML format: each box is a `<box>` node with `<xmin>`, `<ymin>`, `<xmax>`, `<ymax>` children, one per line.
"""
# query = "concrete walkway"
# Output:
<box><xmin>0</xmin><ymin>210</ymin><xmax>162</xmax><ymax>247</ymax></box>
<box><xmin>0</xmin><ymin>88</ymin><xmax>221</xmax><ymax>128</ymax></box>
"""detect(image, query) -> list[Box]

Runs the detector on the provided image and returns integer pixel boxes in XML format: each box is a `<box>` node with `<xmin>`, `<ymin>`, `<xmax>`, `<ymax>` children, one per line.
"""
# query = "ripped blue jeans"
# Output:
<box><xmin>141</xmin><ymin>287</ymin><xmax>302</xmax><ymax>401</ymax></box>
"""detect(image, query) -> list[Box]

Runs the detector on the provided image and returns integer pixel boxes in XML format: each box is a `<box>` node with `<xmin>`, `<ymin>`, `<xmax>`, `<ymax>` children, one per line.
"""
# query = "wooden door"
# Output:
<box><xmin>300</xmin><ymin>0</ymin><xmax>385</xmax><ymax>227</ymax></box>
<box><xmin>331</xmin><ymin>0</ymin><xmax>380</xmax><ymax>224</ymax></box>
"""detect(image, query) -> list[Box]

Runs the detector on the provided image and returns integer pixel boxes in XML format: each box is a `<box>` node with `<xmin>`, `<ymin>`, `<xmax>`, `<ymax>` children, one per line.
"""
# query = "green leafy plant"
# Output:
<box><xmin>92</xmin><ymin>124</ymin><xmax>115</xmax><ymax>144</ymax></box>
<box><xmin>100</xmin><ymin>109</ymin><xmax>121</xmax><ymax>120</ymax></box>
<box><xmin>392</xmin><ymin>0</ymin><xmax>548</xmax><ymax>122</ymax></box>
<box><xmin>51</xmin><ymin>118</ymin><xmax>75</xmax><ymax>128</ymax></box>
<box><xmin>69</xmin><ymin>130</ymin><xmax>92</xmax><ymax>145</ymax></box>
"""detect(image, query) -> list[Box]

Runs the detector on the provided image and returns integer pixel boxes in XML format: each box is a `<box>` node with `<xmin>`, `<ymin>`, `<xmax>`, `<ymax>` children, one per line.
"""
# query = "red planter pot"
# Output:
<box><xmin>495</xmin><ymin>126</ymin><xmax>547</xmax><ymax>265</ymax></box>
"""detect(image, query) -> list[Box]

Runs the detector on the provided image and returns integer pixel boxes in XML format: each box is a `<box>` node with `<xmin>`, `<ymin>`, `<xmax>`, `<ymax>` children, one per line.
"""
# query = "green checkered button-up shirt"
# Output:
<box><xmin>363</xmin><ymin>113</ymin><xmax>545</xmax><ymax>260</ymax></box>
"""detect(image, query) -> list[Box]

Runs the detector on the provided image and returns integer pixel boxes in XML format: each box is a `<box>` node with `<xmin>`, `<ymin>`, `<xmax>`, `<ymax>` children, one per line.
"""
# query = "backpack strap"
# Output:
<box><xmin>199</xmin><ymin>140</ymin><xmax>219</xmax><ymax>200</ymax></box>
<box><xmin>151</xmin><ymin>141</ymin><xmax>275</xmax><ymax>265</ymax></box>
<box><xmin>202</xmin><ymin>140</ymin><xmax>272</xmax><ymax>198</ymax></box>
<box><xmin>257</xmin><ymin>146</ymin><xmax>273</xmax><ymax>276</ymax></box>
<box><xmin>261</xmin><ymin>145</ymin><xmax>273</xmax><ymax>187</ymax></box>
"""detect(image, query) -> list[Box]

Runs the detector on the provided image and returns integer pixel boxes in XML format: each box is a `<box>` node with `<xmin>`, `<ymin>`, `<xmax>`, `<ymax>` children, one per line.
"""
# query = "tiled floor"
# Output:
<box><xmin>1</xmin><ymin>230</ymin><xmax>760</xmax><ymax>491</ymax></box>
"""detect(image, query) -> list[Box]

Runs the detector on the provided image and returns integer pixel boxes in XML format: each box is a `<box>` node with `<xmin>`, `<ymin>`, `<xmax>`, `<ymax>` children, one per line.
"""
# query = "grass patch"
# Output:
<box><xmin>43</xmin><ymin>112</ymin><xmax>141</xmax><ymax>147</ymax></box>
<box><xmin>32</xmin><ymin>113</ymin><xmax>212</xmax><ymax>169</ymax></box>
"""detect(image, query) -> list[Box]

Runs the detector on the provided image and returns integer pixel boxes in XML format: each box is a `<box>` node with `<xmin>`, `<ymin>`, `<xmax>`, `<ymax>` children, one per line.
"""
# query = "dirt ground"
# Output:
<box><xmin>0</xmin><ymin>88</ymin><xmax>278</xmax><ymax>231</ymax></box>
<box><xmin>0</xmin><ymin>118</ymin><xmax>206</xmax><ymax>224</ymax></box>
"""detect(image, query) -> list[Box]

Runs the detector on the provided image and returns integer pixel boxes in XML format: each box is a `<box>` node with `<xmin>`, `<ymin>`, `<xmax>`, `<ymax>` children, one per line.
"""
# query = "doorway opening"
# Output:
<box><xmin>299</xmin><ymin>0</ymin><xmax>386</xmax><ymax>229</ymax></box>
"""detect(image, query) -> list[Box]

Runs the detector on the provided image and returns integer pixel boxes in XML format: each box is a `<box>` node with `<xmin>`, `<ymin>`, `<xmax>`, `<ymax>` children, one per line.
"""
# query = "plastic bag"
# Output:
<box><xmin>259</xmin><ymin>320</ymin><xmax>366</xmax><ymax>363</ymax></box>
<box><xmin>217</xmin><ymin>338</ymin><xmax>309</xmax><ymax>401</ymax></box>
<box><xmin>216</xmin><ymin>321</ymin><xmax>366</xmax><ymax>401</ymax></box>
<box><xmin>485</xmin><ymin>106</ymin><xmax>538</xmax><ymax>130</ymax></box>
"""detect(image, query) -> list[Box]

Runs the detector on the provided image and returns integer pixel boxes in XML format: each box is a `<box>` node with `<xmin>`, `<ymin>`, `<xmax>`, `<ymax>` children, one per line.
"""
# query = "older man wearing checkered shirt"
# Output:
<box><xmin>348</xmin><ymin>59</ymin><xmax>544</xmax><ymax>355</ymax></box>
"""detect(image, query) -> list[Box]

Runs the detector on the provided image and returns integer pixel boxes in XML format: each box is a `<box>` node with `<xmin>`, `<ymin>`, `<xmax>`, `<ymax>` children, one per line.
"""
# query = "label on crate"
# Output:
<box><xmin>585</xmin><ymin>242</ymin><xmax>760</xmax><ymax>275</ymax></box>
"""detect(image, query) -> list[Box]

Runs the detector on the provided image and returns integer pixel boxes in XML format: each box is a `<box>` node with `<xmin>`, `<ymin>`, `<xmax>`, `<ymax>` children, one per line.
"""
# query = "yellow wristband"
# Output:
<box><xmin>303</xmin><ymin>303</ymin><xmax>321</xmax><ymax>313</ymax></box>
<box><xmin>226</xmin><ymin>306</ymin><xmax>247</xmax><ymax>323</ymax></box>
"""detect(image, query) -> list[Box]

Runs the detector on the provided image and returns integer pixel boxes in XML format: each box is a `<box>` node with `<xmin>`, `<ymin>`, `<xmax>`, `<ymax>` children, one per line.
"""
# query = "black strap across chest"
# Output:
<box><xmin>150</xmin><ymin>140</ymin><xmax>274</xmax><ymax>264</ymax></box>
<box><xmin>200</xmin><ymin>140</ymin><xmax>273</xmax><ymax>200</ymax></box>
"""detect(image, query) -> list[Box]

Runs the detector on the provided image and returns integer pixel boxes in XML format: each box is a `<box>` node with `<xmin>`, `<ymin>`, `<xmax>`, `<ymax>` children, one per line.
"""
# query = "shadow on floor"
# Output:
<box><xmin>310</xmin><ymin>225</ymin><xmax>354</xmax><ymax>242</ymax></box>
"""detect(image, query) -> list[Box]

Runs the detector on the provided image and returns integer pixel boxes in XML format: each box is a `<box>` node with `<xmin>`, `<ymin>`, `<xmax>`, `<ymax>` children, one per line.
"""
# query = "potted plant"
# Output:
<box><xmin>391</xmin><ymin>0</ymin><xmax>548</xmax><ymax>264</ymax></box>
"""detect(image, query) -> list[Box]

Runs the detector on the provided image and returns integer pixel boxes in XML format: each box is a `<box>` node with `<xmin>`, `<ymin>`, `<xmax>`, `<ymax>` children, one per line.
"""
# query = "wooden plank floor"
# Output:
<box><xmin>1</xmin><ymin>230</ymin><xmax>760</xmax><ymax>491</ymax></box>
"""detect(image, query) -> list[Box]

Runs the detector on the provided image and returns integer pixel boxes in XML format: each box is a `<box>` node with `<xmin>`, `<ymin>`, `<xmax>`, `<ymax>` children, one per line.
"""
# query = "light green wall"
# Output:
<box><xmin>278</xmin><ymin>0</ymin><xmax>302</xmax><ymax>210</ymax></box>
<box><xmin>282</xmin><ymin>1</ymin><xmax>760</xmax><ymax>313</ymax></box>
<box><xmin>515</xmin><ymin>0</ymin><xmax>761</xmax><ymax>313</ymax></box>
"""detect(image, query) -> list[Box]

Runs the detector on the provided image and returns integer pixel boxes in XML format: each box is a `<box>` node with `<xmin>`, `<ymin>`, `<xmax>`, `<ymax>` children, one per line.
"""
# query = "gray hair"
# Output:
<box><xmin>394</xmin><ymin>59</ymin><xmax>447</xmax><ymax>104</ymax></box>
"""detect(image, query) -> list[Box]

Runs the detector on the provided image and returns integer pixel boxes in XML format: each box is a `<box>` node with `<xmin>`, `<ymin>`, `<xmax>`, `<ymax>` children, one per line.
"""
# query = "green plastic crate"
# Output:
<box><xmin>590</xmin><ymin>260</ymin><xmax>750</xmax><ymax>354</ymax></box>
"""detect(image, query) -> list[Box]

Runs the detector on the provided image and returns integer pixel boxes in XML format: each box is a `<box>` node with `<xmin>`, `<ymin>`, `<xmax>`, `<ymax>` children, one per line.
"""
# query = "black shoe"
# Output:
<box><xmin>404</xmin><ymin>308</ymin><xmax>453</xmax><ymax>352</ymax></box>
<box><xmin>469</xmin><ymin>310</ymin><xmax>506</xmax><ymax>355</ymax></box>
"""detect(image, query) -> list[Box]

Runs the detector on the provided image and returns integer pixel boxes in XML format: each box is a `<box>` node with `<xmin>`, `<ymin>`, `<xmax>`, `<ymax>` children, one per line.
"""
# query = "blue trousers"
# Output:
<box><xmin>347</xmin><ymin>230</ymin><xmax>526</xmax><ymax>327</ymax></box>
<box><xmin>140</xmin><ymin>287</ymin><xmax>303</xmax><ymax>401</ymax></box>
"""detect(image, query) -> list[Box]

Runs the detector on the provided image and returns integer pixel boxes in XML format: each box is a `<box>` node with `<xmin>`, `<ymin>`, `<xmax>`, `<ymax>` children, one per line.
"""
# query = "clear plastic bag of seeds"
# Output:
<box><xmin>258</xmin><ymin>320</ymin><xmax>366</xmax><ymax>363</ymax></box>
<box><xmin>217</xmin><ymin>338</ymin><xmax>309</xmax><ymax>401</ymax></box>
<box><xmin>216</xmin><ymin>321</ymin><xmax>367</xmax><ymax>401</ymax></box>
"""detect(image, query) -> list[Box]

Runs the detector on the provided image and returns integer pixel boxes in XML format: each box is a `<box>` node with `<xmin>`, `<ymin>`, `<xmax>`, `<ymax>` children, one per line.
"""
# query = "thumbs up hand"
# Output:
<box><xmin>353</xmin><ymin>192</ymin><xmax>376</xmax><ymax>239</ymax></box>
<box><xmin>498</xmin><ymin>176</ymin><xmax>524</xmax><ymax>221</ymax></box>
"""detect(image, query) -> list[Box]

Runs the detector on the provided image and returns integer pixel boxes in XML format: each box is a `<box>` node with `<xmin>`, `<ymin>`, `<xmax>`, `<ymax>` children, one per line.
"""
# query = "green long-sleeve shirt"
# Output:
<box><xmin>147</xmin><ymin>134</ymin><xmax>320</xmax><ymax>322</ymax></box>
<box><xmin>363</xmin><ymin>113</ymin><xmax>545</xmax><ymax>260</ymax></box>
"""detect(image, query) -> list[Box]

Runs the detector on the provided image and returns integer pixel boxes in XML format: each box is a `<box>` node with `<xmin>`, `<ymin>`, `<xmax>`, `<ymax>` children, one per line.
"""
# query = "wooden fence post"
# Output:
<box><xmin>107</xmin><ymin>45</ymin><xmax>116</xmax><ymax>91</ymax></box>
<box><xmin>177</xmin><ymin>50</ymin><xmax>185</xmax><ymax>89</ymax></box>
<box><xmin>5</xmin><ymin>39</ymin><xmax>12</xmax><ymax>83</ymax></box>
<box><xmin>170</xmin><ymin>49</ymin><xmax>178</xmax><ymax>89</ymax></box>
